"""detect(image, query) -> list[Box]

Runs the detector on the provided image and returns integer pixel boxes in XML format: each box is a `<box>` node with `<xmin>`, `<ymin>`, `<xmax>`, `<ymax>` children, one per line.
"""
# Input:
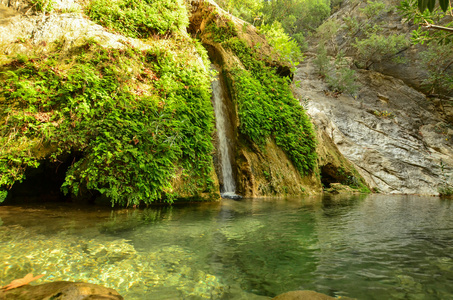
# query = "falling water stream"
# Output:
<box><xmin>211</xmin><ymin>65</ymin><xmax>237</xmax><ymax>198</ymax></box>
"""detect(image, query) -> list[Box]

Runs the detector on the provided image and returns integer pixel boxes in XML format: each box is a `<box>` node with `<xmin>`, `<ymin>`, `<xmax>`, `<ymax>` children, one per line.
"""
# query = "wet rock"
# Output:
<box><xmin>324</xmin><ymin>183</ymin><xmax>356</xmax><ymax>194</ymax></box>
<box><xmin>221</xmin><ymin>192</ymin><xmax>243</xmax><ymax>200</ymax></box>
<box><xmin>0</xmin><ymin>281</ymin><xmax>123</xmax><ymax>299</ymax></box>
<box><xmin>272</xmin><ymin>290</ymin><xmax>335</xmax><ymax>300</ymax></box>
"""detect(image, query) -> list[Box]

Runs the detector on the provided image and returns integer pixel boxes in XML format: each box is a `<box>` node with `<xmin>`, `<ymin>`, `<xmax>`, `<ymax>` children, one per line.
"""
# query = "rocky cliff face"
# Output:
<box><xmin>297</xmin><ymin>0</ymin><xmax>453</xmax><ymax>195</ymax></box>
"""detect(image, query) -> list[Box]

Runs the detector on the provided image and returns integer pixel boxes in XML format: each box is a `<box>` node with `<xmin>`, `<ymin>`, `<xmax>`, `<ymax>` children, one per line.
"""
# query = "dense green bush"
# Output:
<box><xmin>259</xmin><ymin>21</ymin><xmax>303</xmax><ymax>68</ymax></box>
<box><xmin>418</xmin><ymin>43</ymin><xmax>453</xmax><ymax>95</ymax></box>
<box><xmin>223</xmin><ymin>38</ymin><xmax>317</xmax><ymax>175</ymax></box>
<box><xmin>204</xmin><ymin>16</ymin><xmax>238</xmax><ymax>43</ymax></box>
<box><xmin>353</xmin><ymin>33</ymin><xmax>410</xmax><ymax>69</ymax></box>
<box><xmin>313</xmin><ymin>46</ymin><xmax>358</xmax><ymax>95</ymax></box>
<box><xmin>260</xmin><ymin>0</ymin><xmax>331</xmax><ymax>34</ymax></box>
<box><xmin>0</xmin><ymin>39</ymin><xmax>215</xmax><ymax>205</ymax></box>
<box><xmin>85</xmin><ymin>0</ymin><xmax>189</xmax><ymax>38</ymax></box>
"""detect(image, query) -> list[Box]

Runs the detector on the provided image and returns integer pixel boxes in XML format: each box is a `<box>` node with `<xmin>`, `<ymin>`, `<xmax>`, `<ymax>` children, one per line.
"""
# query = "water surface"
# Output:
<box><xmin>1</xmin><ymin>194</ymin><xmax>452</xmax><ymax>299</ymax></box>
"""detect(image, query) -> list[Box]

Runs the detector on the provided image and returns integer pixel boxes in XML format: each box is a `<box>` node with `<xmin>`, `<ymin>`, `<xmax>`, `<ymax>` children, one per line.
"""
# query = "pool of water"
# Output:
<box><xmin>1</xmin><ymin>194</ymin><xmax>452</xmax><ymax>299</ymax></box>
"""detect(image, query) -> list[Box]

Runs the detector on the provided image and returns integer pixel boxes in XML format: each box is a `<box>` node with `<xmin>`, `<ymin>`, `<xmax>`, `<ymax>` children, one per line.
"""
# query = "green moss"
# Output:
<box><xmin>204</xmin><ymin>15</ymin><xmax>238</xmax><ymax>43</ymax></box>
<box><xmin>0</xmin><ymin>38</ymin><xmax>215</xmax><ymax>206</ymax></box>
<box><xmin>0</xmin><ymin>189</ymin><xmax>6</xmax><ymax>203</ymax></box>
<box><xmin>85</xmin><ymin>0</ymin><xmax>189</xmax><ymax>38</ymax></box>
<box><xmin>223</xmin><ymin>38</ymin><xmax>317</xmax><ymax>176</ymax></box>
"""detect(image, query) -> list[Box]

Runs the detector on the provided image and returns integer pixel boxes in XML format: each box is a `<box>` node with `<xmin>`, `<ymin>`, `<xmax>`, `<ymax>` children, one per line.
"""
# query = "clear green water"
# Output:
<box><xmin>1</xmin><ymin>194</ymin><xmax>453</xmax><ymax>299</ymax></box>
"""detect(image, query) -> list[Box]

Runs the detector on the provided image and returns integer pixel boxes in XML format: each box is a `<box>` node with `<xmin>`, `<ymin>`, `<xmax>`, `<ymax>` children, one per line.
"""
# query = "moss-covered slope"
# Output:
<box><xmin>0</xmin><ymin>0</ymin><xmax>218</xmax><ymax>205</ymax></box>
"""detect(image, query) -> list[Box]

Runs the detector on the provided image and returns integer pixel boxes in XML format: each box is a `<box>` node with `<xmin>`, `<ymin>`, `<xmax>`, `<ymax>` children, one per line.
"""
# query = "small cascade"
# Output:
<box><xmin>211</xmin><ymin>66</ymin><xmax>241</xmax><ymax>200</ymax></box>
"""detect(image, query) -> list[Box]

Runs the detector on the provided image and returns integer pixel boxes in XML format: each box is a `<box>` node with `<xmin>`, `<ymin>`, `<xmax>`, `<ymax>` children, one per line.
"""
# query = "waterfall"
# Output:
<box><xmin>211</xmin><ymin>66</ymin><xmax>239</xmax><ymax>199</ymax></box>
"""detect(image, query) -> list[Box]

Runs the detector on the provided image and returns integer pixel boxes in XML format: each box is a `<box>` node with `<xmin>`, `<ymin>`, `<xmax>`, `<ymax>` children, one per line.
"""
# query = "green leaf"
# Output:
<box><xmin>418</xmin><ymin>0</ymin><xmax>429</xmax><ymax>11</ymax></box>
<box><xmin>427</xmin><ymin>0</ymin><xmax>436</xmax><ymax>11</ymax></box>
<box><xmin>439</xmin><ymin>0</ymin><xmax>449</xmax><ymax>11</ymax></box>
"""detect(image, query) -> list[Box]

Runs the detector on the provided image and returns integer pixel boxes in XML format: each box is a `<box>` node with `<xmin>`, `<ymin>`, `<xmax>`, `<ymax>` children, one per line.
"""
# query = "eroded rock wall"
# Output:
<box><xmin>296</xmin><ymin>56</ymin><xmax>453</xmax><ymax>195</ymax></box>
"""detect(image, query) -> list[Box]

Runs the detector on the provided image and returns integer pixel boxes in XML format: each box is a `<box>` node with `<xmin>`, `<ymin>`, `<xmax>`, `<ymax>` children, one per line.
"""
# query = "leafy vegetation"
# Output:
<box><xmin>353</xmin><ymin>32</ymin><xmax>410</xmax><ymax>69</ymax></box>
<box><xmin>30</xmin><ymin>0</ymin><xmax>54</xmax><ymax>12</ymax></box>
<box><xmin>417</xmin><ymin>0</ymin><xmax>451</xmax><ymax>13</ymax></box>
<box><xmin>313</xmin><ymin>46</ymin><xmax>358</xmax><ymax>95</ymax></box>
<box><xmin>0</xmin><ymin>38</ymin><xmax>215</xmax><ymax>206</ymax></box>
<box><xmin>418</xmin><ymin>43</ymin><xmax>453</xmax><ymax>95</ymax></box>
<box><xmin>223</xmin><ymin>38</ymin><xmax>317</xmax><ymax>175</ymax></box>
<box><xmin>374</xmin><ymin>110</ymin><xmax>395</xmax><ymax>118</ymax></box>
<box><xmin>399</xmin><ymin>0</ymin><xmax>453</xmax><ymax>45</ymax></box>
<box><xmin>215</xmin><ymin>0</ymin><xmax>336</xmax><ymax>54</ymax></box>
<box><xmin>85</xmin><ymin>0</ymin><xmax>189</xmax><ymax>38</ymax></box>
<box><xmin>260</xmin><ymin>0</ymin><xmax>332</xmax><ymax>40</ymax></box>
<box><xmin>259</xmin><ymin>22</ymin><xmax>303</xmax><ymax>68</ymax></box>
<box><xmin>204</xmin><ymin>15</ymin><xmax>238</xmax><ymax>43</ymax></box>
<box><xmin>0</xmin><ymin>190</ymin><xmax>7</xmax><ymax>203</ymax></box>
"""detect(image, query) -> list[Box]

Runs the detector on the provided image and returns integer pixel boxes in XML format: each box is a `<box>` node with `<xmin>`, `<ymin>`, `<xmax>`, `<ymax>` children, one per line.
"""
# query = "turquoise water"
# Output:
<box><xmin>1</xmin><ymin>194</ymin><xmax>453</xmax><ymax>299</ymax></box>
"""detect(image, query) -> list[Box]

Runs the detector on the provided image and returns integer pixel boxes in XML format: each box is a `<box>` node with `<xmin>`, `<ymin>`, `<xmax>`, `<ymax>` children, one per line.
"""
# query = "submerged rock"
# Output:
<box><xmin>273</xmin><ymin>290</ymin><xmax>336</xmax><ymax>300</ymax></box>
<box><xmin>324</xmin><ymin>183</ymin><xmax>357</xmax><ymax>194</ymax></box>
<box><xmin>221</xmin><ymin>192</ymin><xmax>243</xmax><ymax>200</ymax></box>
<box><xmin>0</xmin><ymin>281</ymin><xmax>123</xmax><ymax>299</ymax></box>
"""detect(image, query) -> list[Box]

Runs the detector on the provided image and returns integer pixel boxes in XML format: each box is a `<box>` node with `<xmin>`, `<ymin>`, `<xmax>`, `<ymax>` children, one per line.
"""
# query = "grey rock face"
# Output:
<box><xmin>0</xmin><ymin>0</ymin><xmax>146</xmax><ymax>60</ymax></box>
<box><xmin>295</xmin><ymin>58</ymin><xmax>453</xmax><ymax>195</ymax></box>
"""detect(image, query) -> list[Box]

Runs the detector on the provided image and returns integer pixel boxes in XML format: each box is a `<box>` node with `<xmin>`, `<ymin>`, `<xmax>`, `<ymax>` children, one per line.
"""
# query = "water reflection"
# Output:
<box><xmin>1</xmin><ymin>195</ymin><xmax>452</xmax><ymax>299</ymax></box>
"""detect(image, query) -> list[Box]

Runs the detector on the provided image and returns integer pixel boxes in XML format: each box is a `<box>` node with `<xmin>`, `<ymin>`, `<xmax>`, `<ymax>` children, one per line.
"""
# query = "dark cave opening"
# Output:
<box><xmin>4</xmin><ymin>153</ymin><xmax>83</xmax><ymax>204</ymax></box>
<box><xmin>320</xmin><ymin>163</ymin><xmax>347</xmax><ymax>188</ymax></box>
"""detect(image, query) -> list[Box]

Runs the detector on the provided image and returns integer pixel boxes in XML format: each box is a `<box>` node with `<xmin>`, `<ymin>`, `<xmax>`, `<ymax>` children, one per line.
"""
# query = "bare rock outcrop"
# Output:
<box><xmin>295</xmin><ymin>57</ymin><xmax>453</xmax><ymax>195</ymax></box>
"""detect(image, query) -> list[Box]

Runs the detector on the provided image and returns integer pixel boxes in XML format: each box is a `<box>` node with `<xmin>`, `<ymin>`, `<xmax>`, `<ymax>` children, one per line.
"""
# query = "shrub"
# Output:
<box><xmin>314</xmin><ymin>48</ymin><xmax>359</xmax><ymax>94</ymax></box>
<box><xmin>205</xmin><ymin>16</ymin><xmax>238</xmax><ymax>43</ymax></box>
<box><xmin>353</xmin><ymin>33</ymin><xmax>410</xmax><ymax>69</ymax></box>
<box><xmin>259</xmin><ymin>21</ymin><xmax>303</xmax><ymax>68</ymax></box>
<box><xmin>438</xmin><ymin>184</ymin><xmax>453</xmax><ymax>196</ymax></box>
<box><xmin>316</xmin><ymin>19</ymin><xmax>341</xmax><ymax>53</ymax></box>
<box><xmin>419</xmin><ymin>43</ymin><xmax>453</xmax><ymax>95</ymax></box>
<box><xmin>359</xmin><ymin>0</ymin><xmax>389</xmax><ymax>19</ymax></box>
<box><xmin>438</xmin><ymin>159</ymin><xmax>453</xmax><ymax>196</ymax></box>
<box><xmin>313</xmin><ymin>45</ymin><xmax>330</xmax><ymax>77</ymax></box>
<box><xmin>0</xmin><ymin>190</ymin><xmax>8</xmax><ymax>203</ymax></box>
<box><xmin>292</xmin><ymin>32</ymin><xmax>308</xmax><ymax>52</ymax></box>
<box><xmin>30</xmin><ymin>0</ymin><xmax>54</xmax><ymax>12</ymax></box>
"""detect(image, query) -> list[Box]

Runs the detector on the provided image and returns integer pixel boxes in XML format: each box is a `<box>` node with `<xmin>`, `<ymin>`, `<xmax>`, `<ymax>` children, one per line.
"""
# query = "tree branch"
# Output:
<box><xmin>422</xmin><ymin>23</ymin><xmax>453</xmax><ymax>32</ymax></box>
